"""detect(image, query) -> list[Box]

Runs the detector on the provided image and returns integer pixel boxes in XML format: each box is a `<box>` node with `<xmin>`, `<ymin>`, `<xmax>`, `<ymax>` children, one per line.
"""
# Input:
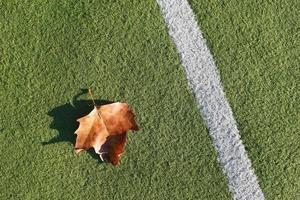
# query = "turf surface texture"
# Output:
<box><xmin>189</xmin><ymin>0</ymin><xmax>300</xmax><ymax>199</ymax></box>
<box><xmin>0</xmin><ymin>0</ymin><xmax>299</xmax><ymax>199</ymax></box>
<box><xmin>0</xmin><ymin>1</ymin><xmax>230</xmax><ymax>199</ymax></box>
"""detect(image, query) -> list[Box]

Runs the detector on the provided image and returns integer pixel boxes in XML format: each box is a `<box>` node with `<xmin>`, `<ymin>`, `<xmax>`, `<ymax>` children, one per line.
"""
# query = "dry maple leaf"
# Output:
<box><xmin>74</xmin><ymin>90</ymin><xmax>139</xmax><ymax>165</ymax></box>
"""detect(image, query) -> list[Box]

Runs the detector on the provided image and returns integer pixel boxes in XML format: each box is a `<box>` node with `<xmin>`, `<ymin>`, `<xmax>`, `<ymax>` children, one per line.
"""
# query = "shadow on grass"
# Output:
<box><xmin>43</xmin><ymin>89</ymin><xmax>113</xmax><ymax>162</ymax></box>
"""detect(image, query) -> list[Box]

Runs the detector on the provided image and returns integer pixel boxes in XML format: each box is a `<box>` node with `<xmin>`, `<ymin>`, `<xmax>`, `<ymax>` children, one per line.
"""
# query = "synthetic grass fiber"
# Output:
<box><xmin>0</xmin><ymin>1</ymin><xmax>231</xmax><ymax>199</ymax></box>
<box><xmin>188</xmin><ymin>0</ymin><xmax>300</xmax><ymax>199</ymax></box>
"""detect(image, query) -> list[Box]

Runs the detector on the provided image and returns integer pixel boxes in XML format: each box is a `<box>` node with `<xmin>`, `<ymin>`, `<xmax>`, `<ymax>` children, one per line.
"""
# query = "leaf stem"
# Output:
<box><xmin>89</xmin><ymin>88</ymin><xmax>101</xmax><ymax>119</ymax></box>
<box><xmin>88</xmin><ymin>88</ymin><xmax>96</xmax><ymax>106</ymax></box>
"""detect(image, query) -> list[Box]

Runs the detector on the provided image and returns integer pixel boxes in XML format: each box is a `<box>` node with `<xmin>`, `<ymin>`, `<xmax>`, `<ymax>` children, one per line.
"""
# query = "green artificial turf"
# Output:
<box><xmin>188</xmin><ymin>0</ymin><xmax>300</xmax><ymax>199</ymax></box>
<box><xmin>0</xmin><ymin>1</ymin><xmax>231</xmax><ymax>199</ymax></box>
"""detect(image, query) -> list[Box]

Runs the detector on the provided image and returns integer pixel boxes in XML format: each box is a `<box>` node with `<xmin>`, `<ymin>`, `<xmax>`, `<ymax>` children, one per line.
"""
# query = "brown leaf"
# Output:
<box><xmin>74</xmin><ymin>102</ymin><xmax>139</xmax><ymax>165</ymax></box>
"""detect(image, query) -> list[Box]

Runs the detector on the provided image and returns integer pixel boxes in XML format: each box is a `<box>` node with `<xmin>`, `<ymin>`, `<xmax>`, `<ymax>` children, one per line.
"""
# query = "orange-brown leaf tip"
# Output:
<box><xmin>131</xmin><ymin>122</ymin><xmax>139</xmax><ymax>131</ymax></box>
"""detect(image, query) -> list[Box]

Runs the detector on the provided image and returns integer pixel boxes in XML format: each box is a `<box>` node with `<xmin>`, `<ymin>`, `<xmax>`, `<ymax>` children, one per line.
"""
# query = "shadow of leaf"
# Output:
<box><xmin>43</xmin><ymin>89</ymin><xmax>113</xmax><ymax>162</ymax></box>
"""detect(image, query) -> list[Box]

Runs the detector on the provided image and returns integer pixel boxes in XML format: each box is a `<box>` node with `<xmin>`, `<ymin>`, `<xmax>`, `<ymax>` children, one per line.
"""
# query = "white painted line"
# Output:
<box><xmin>156</xmin><ymin>0</ymin><xmax>264</xmax><ymax>199</ymax></box>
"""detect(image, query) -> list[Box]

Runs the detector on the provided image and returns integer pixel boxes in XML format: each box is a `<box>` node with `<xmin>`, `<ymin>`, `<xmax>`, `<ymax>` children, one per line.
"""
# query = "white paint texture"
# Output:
<box><xmin>156</xmin><ymin>0</ymin><xmax>264</xmax><ymax>199</ymax></box>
